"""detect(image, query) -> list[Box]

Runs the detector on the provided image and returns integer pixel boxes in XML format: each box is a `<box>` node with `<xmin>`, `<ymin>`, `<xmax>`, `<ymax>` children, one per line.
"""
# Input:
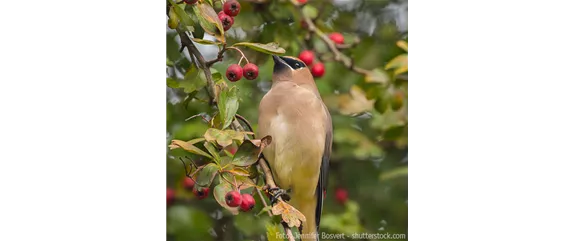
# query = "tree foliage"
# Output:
<box><xmin>166</xmin><ymin>0</ymin><xmax>407</xmax><ymax>240</ymax></box>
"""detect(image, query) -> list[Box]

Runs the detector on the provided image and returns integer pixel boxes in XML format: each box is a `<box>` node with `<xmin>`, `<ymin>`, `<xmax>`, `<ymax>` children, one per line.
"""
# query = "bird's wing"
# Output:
<box><xmin>315</xmin><ymin>102</ymin><xmax>332</xmax><ymax>231</ymax></box>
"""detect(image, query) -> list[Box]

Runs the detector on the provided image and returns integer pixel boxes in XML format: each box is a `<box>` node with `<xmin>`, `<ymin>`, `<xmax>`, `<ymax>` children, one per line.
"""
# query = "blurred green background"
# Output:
<box><xmin>167</xmin><ymin>0</ymin><xmax>407</xmax><ymax>240</ymax></box>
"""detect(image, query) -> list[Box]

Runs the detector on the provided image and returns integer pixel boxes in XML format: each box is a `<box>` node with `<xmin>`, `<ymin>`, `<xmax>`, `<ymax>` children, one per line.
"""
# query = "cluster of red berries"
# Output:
<box><xmin>296</xmin><ymin>32</ymin><xmax>345</xmax><ymax>78</ymax></box>
<box><xmin>225</xmin><ymin>190</ymin><xmax>256</xmax><ymax>212</ymax></box>
<box><xmin>167</xmin><ymin>175</ymin><xmax>256</xmax><ymax>212</ymax></box>
<box><xmin>218</xmin><ymin>0</ymin><xmax>241</xmax><ymax>31</ymax></box>
<box><xmin>298</xmin><ymin>50</ymin><xmax>324</xmax><ymax>78</ymax></box>
<box><xmin>182</xmin><ymin>176</ymin><xmax>211</xmax><ymax>199</ymax></box>
<box><xmin>226</xmin><ymin>63</ymin><xmax>259</xmax><ymax>82</ymax></box>
<box><xmin>166</xmin><ymin>177</ymin><xmax>208</xmax><ymax>206</ymax></box>
<box><xmin>184</xmin><ymin>0</ymin><xmax>240</xmax><ymax>31</ymax></box>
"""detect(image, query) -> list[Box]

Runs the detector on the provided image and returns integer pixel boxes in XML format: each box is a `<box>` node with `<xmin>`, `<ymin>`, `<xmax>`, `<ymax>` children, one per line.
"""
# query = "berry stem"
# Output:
<box><xmin>233</xmin><ymin>175</ymin><xmax>239</xmax><ymax>191</ymax></box>
<box><xmin>226</xmin><ymin>46</ymin><xmax>249</xmax><ymax>65</ymax></box>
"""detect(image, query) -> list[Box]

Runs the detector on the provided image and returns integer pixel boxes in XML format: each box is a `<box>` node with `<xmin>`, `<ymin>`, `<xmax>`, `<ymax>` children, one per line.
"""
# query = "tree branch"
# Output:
<box><xmin>206</xmin><ymin>44</ymin><xmax>227</xmax><ymax>67</ymax></box>
<box><xmin>230</xmin><ymin>117</ymin><xmax>295</xmax><ymax>241</ymax></box>
<box><xmin>176</xmin><ymin>30</ymin><xmax>217</xmax><ymax>104</ymax></box>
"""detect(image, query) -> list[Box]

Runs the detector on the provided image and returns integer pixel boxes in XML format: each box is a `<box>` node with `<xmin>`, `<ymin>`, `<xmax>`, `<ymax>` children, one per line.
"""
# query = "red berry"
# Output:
<box><xmin>225</xmin><ymin>191</ymin><xmax>243</xmax><ymax>207</ymax></box>
<box><xmin>183</xmin><ymin>0</ymin><xmax>198</xmax><ymax>4</ymax></box>
<box><xmin>223</xmin><ymin>0</ymin><xmax>241</xmax><ymax>17</ymax></box>
<box><xmin>335</xmin><ymin>188</ymin><xmax>348</xmax><ymax>204</ymax></box>
<box><xmin>242</xmin><ymin>63</ymin><xmax>259</xmax><ymax>80</ymax></box>
<box><xmin>226</xmin><ymin>64</ymin><xmax>243</xmax><ymax>82</ymax></box>
<box><xmin>329</xmin><ymin>32</ymin><xmax>345</xmax><ymax>44</ymax></box>
<box><xmin>218</xmin><ymin>13</ymin><xmax>234</xmax><ymax>31</ymax></box>
<box><xmin>218</xmin><ymin>11</ymin><xmax>226</xmax><ymax>19</ymax></box>
<box><xmin>167</xmin><ymin>188</ymin><xmax>175</xmax><ymax>206</ymax></box>
<box><xmin>239</xmin><ymin>193</ymin><xmax>256</xmax><ymax>211</ymax></box>
<box><xmin>182</xmin><ymin>177</ymin><xmax>195</xmax><ymax>190</ymax></box>
<box><xmin>298</xmin><ymin>50</ymin><xmax>314</xmax><ymax>66</ymax></box>
<box><xmin>193</xmin><ymin>187</ymin><xmax>210</xmax><ymax>200</ymax></box>
<box><xmin>298</xmin><ymin>0</ymin><xmax>307</xmax><ymax>4</ymax></box>
<box><xmin>311</xmin><ymin>62</ymin><xmax>325</xmax><ymax>78</ymax></box>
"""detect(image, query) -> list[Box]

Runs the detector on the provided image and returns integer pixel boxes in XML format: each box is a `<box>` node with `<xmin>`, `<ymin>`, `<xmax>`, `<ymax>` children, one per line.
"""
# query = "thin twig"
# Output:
<box><xmin>185</xmin><ymin>113</ymin><xmax>210</xmax><ymax>122</ymax></box>
<box><xmin>282</xmin><ymin>222</ymin><xmax>296</xmax><ymax>241</ymax></box>
<box><xmin>206</xmin><ymin>44</ymin><xmax>227</xmax><ymax>67</ymax></box>
<box><xmin>256</xmin><ymin>188</ymin><xmax>273</xmax><ymax>217</ymax></box>
<box><xmin>234</xmin><ymin>114</ymin><xmax>256</xmax><ymax>138</ymax></box>
<box><xmin>297</xmin><ymin>4</ymin><xmax>371</xmax><ymax>76</ymax></box>
<box><xmin>177</xmin><ymin>30</ymin><xmax>217</xmax><ymax>104</ymax></box>
<box><xmin>226</xmin><ymin>46</ymin><xmax>249</xmax><ymax>65</ymax></box>
<box><xmin>185</xmin><ymin>156</ymin><xmax>198</xmax><ymax>169</ymax></box>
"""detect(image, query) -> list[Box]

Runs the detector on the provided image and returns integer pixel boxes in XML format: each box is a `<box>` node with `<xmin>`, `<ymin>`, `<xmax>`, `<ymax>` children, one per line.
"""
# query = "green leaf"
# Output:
<box><xmin>384</xmin><ymin>125</ymin><xmax>406</xmax><ymax>140</ymax></box>
<box><xmin>192</xmin><ymin>2</ymin><xmax>225</xmax><ymax>43</ymax></box>
<box><xmin>302</xmin><ymin>5</ymin><xmax>318</xmax><ymax>19</ymax></box>
<box><xmin>166</xmin><ymin>78</ymin><xmax>179</xmax><ymax>88</ymax></box>
<box><xmin>213</xmin><ymin>181</ymin><xmax>240</xmax><ymax>215</ymax></box>
<box><xmin>217</xmin><ymin>86</ymin><xmax>239</xmax><ymax>129</ymax></box>
<box><xmin>203</xmin><ymin>142</ymin><xmax>221</xmax><ymax>165</ymax></box>
<box><xmin>179</xmin><ymin>64</ymin><xmax>206</xmax><ymax>93</ymax></box>
<box><xmin>168</xmin><ymin>139</ymin><xmax>211</xmax><ymax>158</ymax></box>
<box><xmin>168</xmin><ymin>0</ymin><xmax>194</xmax><ymax>31</ymax></box>
<box><xmin>220</xmin><ymin>172</ymin><xmax>255</xmax><ymax>190</ymax></box>
<box><xmin>266</xmin><ymin>223</ymin><xmax>283</xmax><ymax>241</ymax></box>
<box><xmin>365</xmin><ymin>68</ymin><xmax>390</xmax><ymax>85</ymax></box>
<box><xmin>235</xmin><ymin>175</ymin><xmax>256</xmax><ymax>190</ymax></box>
<box><xmin>379</xmin><ymin>166</ymin><xmax>408</xmax><ymax>181</ymax></box>
<box><xmin>232</xmin><ymin>42</ymin><xmax>286</xmax><ymax>55</ymax></box>
<box><xmin>168</xmin><ymin>6</ymin><xmax>180</xmax><ymax>29</ymax></box>
<box><xmin>212</xmin><ymin>71</ymin><xmax>223</xmax><ymax>82</ymax></box>
<box><xmin>220</xmin><ymin>156</ymin><xmax>232</xmax><ymax>167</ymax></box>
<box><xmin>191</xmin><ymin>38</ymin><xmax>220</xmax><ymax>45</ymax></box>
<box><xmin>231</xmin><ymin>140</ymin><xmax>260</xmax><ymax>167</ymax></box>
<box><xmin>370</xmin><ymin>108</ymin><xmax>407</xmax><ymax>131</ymax></box>
<box><xmin>196</xmin><ymin>163</ymin><xmax>219</xmax><ymax>187</ymax></box>
<box><xmin>204</xmin><ymin>128</ymin><xmax>250</xmax><ymax>147</ymax></box>
<box><xmin>192</xmin><ymin>16</ymin><xmax>205</xmax><ymax>39</ymax></box>
<box><xmin>166</xmin><ymin>58</ymin><xmax>174</xmax><ymax>67</ymax></box>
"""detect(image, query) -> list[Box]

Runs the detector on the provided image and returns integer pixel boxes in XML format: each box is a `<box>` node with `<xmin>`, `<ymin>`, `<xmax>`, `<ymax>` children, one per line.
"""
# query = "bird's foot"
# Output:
<box><xmin>268</xmin><ymin>187</ymin><xmax>291</xmax><ymax>204</ymax></box>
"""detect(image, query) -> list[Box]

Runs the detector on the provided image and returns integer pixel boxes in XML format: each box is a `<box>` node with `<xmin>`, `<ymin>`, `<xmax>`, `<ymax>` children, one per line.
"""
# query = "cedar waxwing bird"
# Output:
<box><xmin>258</xmin><ymin>55</ymin><xmax>333</xmax><ymax>241</ymax></box>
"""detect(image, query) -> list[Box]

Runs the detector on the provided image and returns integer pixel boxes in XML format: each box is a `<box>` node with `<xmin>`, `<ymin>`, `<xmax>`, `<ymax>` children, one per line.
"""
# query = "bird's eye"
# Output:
<box><xmin>294</xmin><ymin>63</ymin><xmax>300</xmax><ymax>68</ymax></box>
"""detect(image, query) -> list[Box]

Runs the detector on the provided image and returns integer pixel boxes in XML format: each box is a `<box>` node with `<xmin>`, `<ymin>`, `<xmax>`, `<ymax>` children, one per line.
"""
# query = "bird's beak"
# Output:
<box><xmin>272</xmin><ymin>55</ymin><xmax>290</xmax><ymax>73</ymax></box>
<box><xmin>272</xmin><ymin>55</ymin><xmax>288</xmax><ymax>65</ymax></box>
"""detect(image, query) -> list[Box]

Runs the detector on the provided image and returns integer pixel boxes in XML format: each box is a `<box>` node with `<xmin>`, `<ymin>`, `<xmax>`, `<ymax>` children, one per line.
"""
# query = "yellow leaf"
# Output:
<box><xmin>228</xmin><ymin>167</ymin><xmax>251</xmax><ymax>177</ymax></box>
<box><xmin>337</xmin><ymin>85</ymin><xmax>374</xmax><ymax>115</ymax></box>
<box><xmin>397</xmin><ymin>40</ymin><xmax>408</xmax><ymax>52</ymax></box>
<box><xmin>394</xmin><ymin>66</ymin><xmax>408</xmax><ymax>75</ymax></box>
<box><xmin>192</xmin><ymin>2</ymin><xmax>225</xmax><ymax>43</ymax></box>
<box><xmin>271</xmin><ymin>200</ymin><xmax>306</xmax><ymax>228</ymax></box>
<box><xmin>385</xmin><ymin>54</ymin><xmax>409</xmax><ymax>70</ymax></box>
<box><xmin>169</xmin><ymin>139</ymin><xmax>211</xmax><ymax>158</ymax></box>
<box><xmin>365</xmin><ymin>68</ymin><xmax>390</xmax><ymax>85</ymax></box>
<box><xmin>385</xmin><ymin>54</ymin><xmax>408</xmax><ymax>75</ymax></box>
<box><xmin>266</xmin><ymin>223</ymin><xmax>283</xmax><ymax>241</ymax></box>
